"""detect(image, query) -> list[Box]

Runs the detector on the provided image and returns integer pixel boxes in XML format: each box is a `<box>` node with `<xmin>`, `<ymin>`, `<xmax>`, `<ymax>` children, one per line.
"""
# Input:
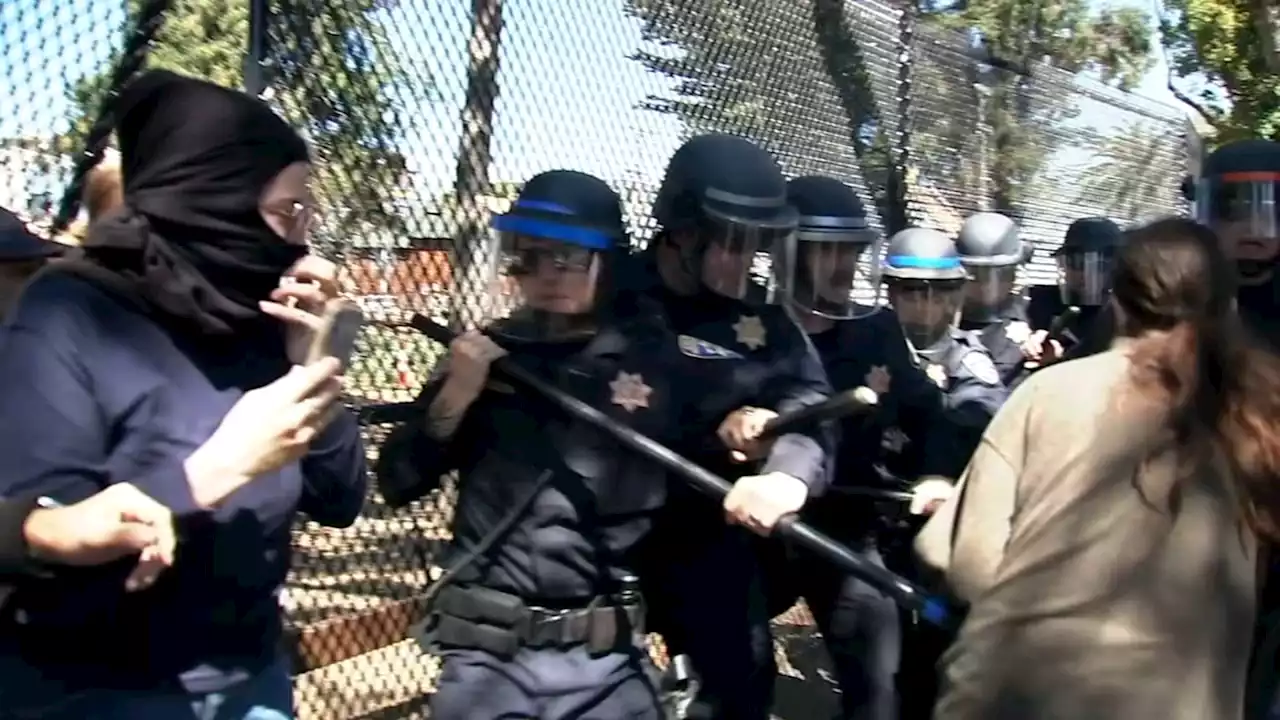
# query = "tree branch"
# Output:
<box><xmin>1245</xmin><ymin>0</ymin><xmax>1280</xmax><ymax>75</ymax></box>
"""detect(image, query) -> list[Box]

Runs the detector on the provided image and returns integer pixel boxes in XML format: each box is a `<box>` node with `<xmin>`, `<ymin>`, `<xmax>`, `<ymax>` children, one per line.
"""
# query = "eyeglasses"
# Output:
<box><xmin>264</xmin><ymin>200</ymin><xmax>321</xmax><ymax>240</ymax></box>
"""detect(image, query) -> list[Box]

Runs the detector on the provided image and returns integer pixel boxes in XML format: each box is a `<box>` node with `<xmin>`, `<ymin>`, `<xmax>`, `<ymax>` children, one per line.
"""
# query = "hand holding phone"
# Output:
<box><xmin>307</xmin><ymin>298</ymin><xmax>365</xmax><ymax>371</ymax></box>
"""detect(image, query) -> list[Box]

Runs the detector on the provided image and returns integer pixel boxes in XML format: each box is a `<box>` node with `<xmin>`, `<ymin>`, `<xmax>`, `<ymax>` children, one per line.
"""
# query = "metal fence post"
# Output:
<box><xmin>244</xmin><ymin>0</ymin><xmax>271</xmax><ymax>98</ymax></box>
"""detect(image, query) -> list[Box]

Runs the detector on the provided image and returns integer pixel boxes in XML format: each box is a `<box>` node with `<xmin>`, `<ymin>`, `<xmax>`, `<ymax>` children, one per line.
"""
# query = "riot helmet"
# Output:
<box><xmin>955</xmin><ymin>211</ymin><xmax>1027</xmax><ymax>323</ymax></box>
<box><xmin>487</xmin><ymin>170</ymin><xmax>626</xmax><ymax>343</ymax></box>
<box><xmin>779</xmin><ymin>175</ymin><xmax>883</xmax><ymax>319</ymax></box>
<box><xmin>882</xmin><ymin>227</ymin><xmax>967</xmax><ymax>348</ymax></box>
<box><xmin>1193</xmin><ymin>139</ymin><xmax>1280</xmax><ymax>282</ymax></box>
<box><xmin>651</xmin><ymin>134</ymin><xmax>798</xmax><ymax>301</ymax></box>
<box><xmin>1053</xmin><ymin>217</ymin><xmax>1122</xmax><ymax>307</ymax></box>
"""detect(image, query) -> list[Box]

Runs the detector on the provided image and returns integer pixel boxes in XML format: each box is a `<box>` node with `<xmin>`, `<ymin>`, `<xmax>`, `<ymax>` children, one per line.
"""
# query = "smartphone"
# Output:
<box><xmin>307</xmin><ymin>299</ymin><xmax>365</xmax><ymax>370</ymax></box>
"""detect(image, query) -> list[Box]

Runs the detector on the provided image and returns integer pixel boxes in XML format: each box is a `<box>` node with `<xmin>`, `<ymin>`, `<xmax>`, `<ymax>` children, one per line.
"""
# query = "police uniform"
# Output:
<box><xmin>954</xmin><ymin>212</ymin><xmax>1035</xmax><ymax>387</ymax></box>
<box><xmin>1190</xmin><ymin>138</ymin><xmax>1280</xmax><ymax>718</ymax></box>
<box><xmin>1025</xmin><ymin>217</ymin><xmax>1124</xmax><ymax>361</ymax></box>
<box><xmin>374</xmin><ymin>171</ymin><xmax>676</xmax><ymax>720</ymax></box>
<box><xmin>879</xmin><ymin>227</ymin><xmax>1008</xmax><ymax>720</ymax></box>
<box><xmin>626</xmin><ymin>136</ymin><xmax>836</xmax><ymax>720</ymax></box>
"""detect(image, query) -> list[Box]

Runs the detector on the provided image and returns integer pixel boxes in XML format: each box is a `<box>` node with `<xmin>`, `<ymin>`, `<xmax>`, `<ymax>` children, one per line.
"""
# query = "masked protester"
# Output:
<box><xmin>0</xmin><ymin>208</ymin><xmax>63</xmax><ymax>316</ymax></box>
<box><xmin>0</xmin><ymin>70</ymin><xmax>367</xmax><ymax>719</ymax></box>
<box><xmin>622</xmin><ymin>134</ymin><xmax>836</xmax><ymax>720</ymax></box>
<box><xmin>955</xmin><ymin>212</ymin><xmax>1034</xmax><ymax>387</ymax></box>
<box><xmin>375</xmin><ymin>169</ymin><xmax>694</xmax><ymax>720</ymax></box>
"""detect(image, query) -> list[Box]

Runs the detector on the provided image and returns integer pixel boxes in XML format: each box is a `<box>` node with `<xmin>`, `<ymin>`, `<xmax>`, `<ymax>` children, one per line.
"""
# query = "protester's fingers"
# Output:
<box><xmin>258</xmin><ymin>300</ymin><xmax>324</xmax><ymax>331</ymax></box>
<box><xmin>270</xmin><ymin>358</ymin><xmax>341</xmax><ymax>402</ymax></box>
<box><xmin>270</xmin><ymin>283</ymin><xmax>328</xmax><ymax>311</ymax></box>
<box><xmin>288</xmin><ymin>380</ymin><xmax>342</xmax><ymax>427</ymax></box>
<box><xmin>124</xmin><ymin>545</ymin><xmax>170</xmax><ymax>592</ymax></box>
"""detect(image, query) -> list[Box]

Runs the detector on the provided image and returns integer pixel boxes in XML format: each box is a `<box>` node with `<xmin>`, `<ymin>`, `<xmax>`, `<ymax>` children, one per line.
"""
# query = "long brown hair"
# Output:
<box><xmin>1116</xmin><ymin>217</ymin><xmax>1280</xmax><ymax>537</ymax></box>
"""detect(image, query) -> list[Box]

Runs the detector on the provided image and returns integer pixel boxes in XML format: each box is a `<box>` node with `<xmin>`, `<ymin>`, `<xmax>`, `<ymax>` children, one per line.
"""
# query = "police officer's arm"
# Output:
<box><xmin>373</xmin><ymin>340</ymin><xmax>500</xmax><ymax>508</ymax></box>
<box><xmin>756</xmin><ymin>325</ymin><xmax>838</xmax><ymax>494</ymax></box>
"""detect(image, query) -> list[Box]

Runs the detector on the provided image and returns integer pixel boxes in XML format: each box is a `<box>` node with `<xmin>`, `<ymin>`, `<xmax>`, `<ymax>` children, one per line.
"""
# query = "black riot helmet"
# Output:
<box><xmin>487</xmin><ymin>169</ymin><xmax>627</xmax><ymax>344</ymax></box>
<box><xmin>652</xmin><ymin>134</ymin><xmax>798</xmax><ymax>301</ymax></box>
<box><xmin>779</xmin><ymin>175</ymin><xmax>883</xmax><ymax>319</ymax></box>
<box><xmin>882</xmin><ymin>227</ymin><xmax>966</xmax><ymax>348</ymax></box>
<box><xmin>1052</xmin><ymin>217</ymin><xmax>1122</xmax><ymax>307</ymax></box>
<box><xmin>1193</xmin><ymin>139</ymin><xmax>1280</xmax><ymax>283</ymax></box>
<box><xmin>955</xmin><ymin>211</ymin><xmax>1027</xmax><ymax>323</ymax></box>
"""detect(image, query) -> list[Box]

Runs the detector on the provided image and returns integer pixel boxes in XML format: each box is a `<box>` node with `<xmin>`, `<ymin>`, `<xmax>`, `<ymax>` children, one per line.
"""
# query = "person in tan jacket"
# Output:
<box><xmin>917</xmin><ymin>217</ymin><xmax>1280</xmax><ymax>720</ymax></box>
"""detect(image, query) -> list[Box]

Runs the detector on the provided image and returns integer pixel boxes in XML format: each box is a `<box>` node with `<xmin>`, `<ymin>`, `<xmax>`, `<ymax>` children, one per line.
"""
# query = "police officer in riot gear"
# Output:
<box><xmin>1192</xmin><ymin>138</ymin><xmax>1280</xmax><ymax>347</ymax></box>
<box><xmin>374</xmin><ymin>170</ymin><xmax>683</xmax><ymax>720</ymax></box>
<box><xmin>627</xmin><ymin>134</ymin><xmax>836</xmax><ymax>720</ymax></box>
<box><xmin>880</xmin><ymin>227</ymin><xmax>1008</xmax><ymax>720</ymax></box>
<box><xmin>1024</xmin><ymin>217</ymin><xmax>1123</xmax><ymax>363</ymax></box>
<box><xmin>955</xmin><ymin>211</ymin><xmax>1034</xmax><ymax>386</ymax></box>
<box><xmin>778</xmin><ymin>177</ymin><xmax>970</xmax><ymax>720</ymax></box>
<box><xmin>882</xmin><ymin>227</ymin><xmax>1007</xmax><ymax>460</ymax></box>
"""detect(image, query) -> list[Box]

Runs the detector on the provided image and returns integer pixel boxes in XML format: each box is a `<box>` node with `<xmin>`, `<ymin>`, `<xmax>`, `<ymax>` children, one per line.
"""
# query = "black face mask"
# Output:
<box><xmin>63</xmin><ymin>70</ymin><xmax>312</xmax><ymax>336</ymax></box>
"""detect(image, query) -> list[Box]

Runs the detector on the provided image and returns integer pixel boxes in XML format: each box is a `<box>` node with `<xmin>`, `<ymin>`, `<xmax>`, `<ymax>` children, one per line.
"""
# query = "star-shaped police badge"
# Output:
<box><xmin>865</xmin><ymin>365</ymin><xmax>892</xmax><ymax>395</ymax></box>
<box><xmin>926</xmin><ymin>363</ymin><xmax>948</xmax><ymax>389</ymax></box>
<box><xmin>1004</xmin><ymin>320</ymin><xmax>1031</xmax><ymax>346</ymax></box>
<box><xmin>610</xmin><ymin>371</ymin><xmax>653</xmax><ymax>413</ymax></box>
<box><xmin>732</xmin><ymin>315</ymin><xmax>768</xmax><ymax>350</ymax></box>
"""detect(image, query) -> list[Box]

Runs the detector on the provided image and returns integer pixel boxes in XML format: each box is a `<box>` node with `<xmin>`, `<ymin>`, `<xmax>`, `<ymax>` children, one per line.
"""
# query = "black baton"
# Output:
<box><xmin>1046</xmin><ymin>305</ymin><xmax>1081</xmax><ymax>344</ymax></box>
<box><xmin>757</xmin><ymin>387</ymin><xmax>879</xmax><ymax>440</ymax></box>
<box><xmin>409</xmin><ymin>314</ymin><xmax>957</xmax><ymax>629</ymax></box>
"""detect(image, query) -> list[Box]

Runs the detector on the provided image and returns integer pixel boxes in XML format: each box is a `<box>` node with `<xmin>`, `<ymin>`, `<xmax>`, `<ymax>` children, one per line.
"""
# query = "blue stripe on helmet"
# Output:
<box><xmin>491</xmin><ymin>214</ymin><xmax>615</xmax><ymax>250</ymax></box>
<box><xmin>884</xmin><ymin>254</ymin><xmax>962</xmax><ymax>269</ymax></box>
<box><xmin>514</xmin><ymin>199</ymin><xmax>575</xmax><ymax>215</ymax></box>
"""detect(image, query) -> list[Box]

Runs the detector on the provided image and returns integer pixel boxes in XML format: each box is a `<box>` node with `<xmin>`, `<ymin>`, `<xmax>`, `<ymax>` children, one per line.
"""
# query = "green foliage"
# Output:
<box><xmin>63</xmin><ymin>0</ymin><xmax>411</xmax><ymax>240</ymax></box>
<box><xmin>1160</xmin><ymin>0</ymin><xmax>1280</xmax><ymax>142</ymax></box>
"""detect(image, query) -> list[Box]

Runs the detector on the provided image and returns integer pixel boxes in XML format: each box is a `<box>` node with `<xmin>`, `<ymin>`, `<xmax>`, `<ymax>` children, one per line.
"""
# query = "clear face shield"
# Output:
<box><xmin>486</xmin><ymin>232</ymin><xmax>603</xmax><ymax>343</ymax></box>
<box><xmin>1056</xmin><ymin>250</ymin><xmax>1114</xmax><ymax>307</ymax></box>
<box><xmin>696</xmin><ymin>213</ymin><xmax>796</xmax><ymax>302</ymax></box>
<box><xmin>778</xmin><ymin>225</ymin><xmax>883</xmax><ymax>319</ymax></box>
<box><xmin>886</xmin><ymin>279</ymin><xmax>964</xmax><ymax>349</ymax></box>
<box><xmin>962</xmin><ymin>264</ymin><xmax>1018</xmax><ymax>322</ymax></box>
<box><xmin>1196</xmin><ymin>175</ymin><xmax>1280</xmax><ymax>277</ymax></box>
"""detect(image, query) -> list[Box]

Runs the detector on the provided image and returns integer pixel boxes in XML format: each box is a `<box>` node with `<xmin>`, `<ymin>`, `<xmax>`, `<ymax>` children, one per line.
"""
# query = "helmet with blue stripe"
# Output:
<box><xmin>486</xmin><ymin>170</ymin><xmax>627</xmax><ymax>343</ymax></box>
<box><xmin>882</xmin><ymin>227</ymin><xmax>967</xmax><ymax>283</ymax></box>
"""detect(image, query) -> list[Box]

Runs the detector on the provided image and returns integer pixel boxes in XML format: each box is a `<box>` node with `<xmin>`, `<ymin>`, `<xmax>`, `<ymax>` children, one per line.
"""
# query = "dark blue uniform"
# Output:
<box><xmin>912</xmin><ymin>328</ymin><xmax>1007</xmax><ymax>461</ymax></box>
<box><xmin>794</xmin><ymin>307</ymin><xmax>958</xmax><ymax>720</ymax></box>
<box><xmin>1026</xmin><ymin>285</ymin><xmax>1114</xmax><ymax>363</ymax></box>
<box><xmin>375</xmin><ymin>307</ymin><xmax>683</xmax><ymax>720</ymax></box>
<box><xmin>959</xmin><ymin>297</ymin><xmax>1033</xmax><ymax>389</ymax></box>
<box><xmin>631</xmin><ymin>256</ymin><xmax>836</xmax><ymax>720</ymax></box>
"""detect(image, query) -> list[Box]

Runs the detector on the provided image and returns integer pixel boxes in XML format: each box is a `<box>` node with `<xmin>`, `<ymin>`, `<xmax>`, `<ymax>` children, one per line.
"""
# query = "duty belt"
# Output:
<box><xmin>420</xmin><ymin>584</ymin><xmax>645</xmax><ymax>658</ymax></box>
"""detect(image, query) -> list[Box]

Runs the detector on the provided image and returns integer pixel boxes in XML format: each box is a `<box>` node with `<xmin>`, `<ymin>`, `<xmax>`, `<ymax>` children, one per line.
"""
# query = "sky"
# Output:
<box><xmin>0</xmin><ymin>0</ymin><xmax>1203</xmax><ymax>215</ymax></box>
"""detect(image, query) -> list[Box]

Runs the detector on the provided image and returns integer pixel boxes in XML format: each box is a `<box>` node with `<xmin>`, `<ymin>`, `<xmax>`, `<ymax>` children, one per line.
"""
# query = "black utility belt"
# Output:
<box><xmin>420</xmin><ymin>584</ymin><xmax>644</xmax><ymax>659</ymax></box>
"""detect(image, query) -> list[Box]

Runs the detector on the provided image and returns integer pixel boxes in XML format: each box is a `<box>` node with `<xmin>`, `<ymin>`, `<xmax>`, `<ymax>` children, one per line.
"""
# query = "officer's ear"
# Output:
<box><xmin>1180</xmin><ymin>175</ymin><xmax>1196</xmax><ymax>203</ymax></box>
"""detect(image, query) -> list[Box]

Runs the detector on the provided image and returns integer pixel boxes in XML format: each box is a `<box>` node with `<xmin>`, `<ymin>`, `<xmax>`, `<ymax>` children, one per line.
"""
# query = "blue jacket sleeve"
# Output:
<box><xmin>0</xmin><ymin>327</ymin><xmax>114</xmax><ymax>505</ymax></box>
<box><xmin>372</xmin><ymin>379</ymin><xmax>470</xmax><ymax>509</ymax></box>
<box><xmin>298</xmin><ymin>408</ymin><xmax>368</xmax><ymax>528</ymax></box>
<box><xmin>758</xmin><ymin>325</ymin><xmax>837</xmax><ymax>495</ymax></box>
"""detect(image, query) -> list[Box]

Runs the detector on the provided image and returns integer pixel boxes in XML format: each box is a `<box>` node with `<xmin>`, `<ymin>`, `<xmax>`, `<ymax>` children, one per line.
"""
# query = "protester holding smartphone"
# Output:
<box><xmin>0</xmin><ymin>70</ymin><xmax>367</xmax><ymax>720</ymax></box>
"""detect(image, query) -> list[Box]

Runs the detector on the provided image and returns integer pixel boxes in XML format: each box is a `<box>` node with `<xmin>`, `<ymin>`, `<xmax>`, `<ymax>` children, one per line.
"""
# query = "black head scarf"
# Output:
<box><xmin>62</xmin><ymin>70</ymin><xmax>311</xmax><ymax>335</ymax></box>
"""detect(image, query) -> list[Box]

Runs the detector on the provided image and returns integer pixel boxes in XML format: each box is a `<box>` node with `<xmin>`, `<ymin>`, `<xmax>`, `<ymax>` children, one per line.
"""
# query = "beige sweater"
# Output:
<box><xmin>918</xmin><ymin>344</ymin><xmax>1258</xmax><ymax>720</ymax></box>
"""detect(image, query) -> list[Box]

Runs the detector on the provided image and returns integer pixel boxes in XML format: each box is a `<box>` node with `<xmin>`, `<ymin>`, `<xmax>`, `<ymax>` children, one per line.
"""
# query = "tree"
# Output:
<box><xmin>1159</xmin><ymin>0</ymin><xmax>1280</xmax><ymax>142</ymax></box>
<box><xmin>916</xmin><ymin>0</ymin><xmax>1154</xmax><ymax>212</ymax></box>
<box><xmin>625</xmin><ymin>0</ymin><xmax>1154</xmax><ymax>222</ymax></box>
<box><xmin>63</xmin><ymin>0</ymin><xmax>410</xmax><ymax>241</ymax></box>
<box><xmin>1076</xmin><ymin>123</ymin><xmax>1185</xmax><ymax>219</ymax></box>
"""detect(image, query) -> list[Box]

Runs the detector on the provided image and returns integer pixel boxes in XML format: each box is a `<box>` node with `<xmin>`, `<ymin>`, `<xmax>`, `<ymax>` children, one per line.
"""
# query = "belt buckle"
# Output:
<box><xmin>530</xmin><ymin>606</ymin><xmax>571</xmax><ymax>645</ymax></box>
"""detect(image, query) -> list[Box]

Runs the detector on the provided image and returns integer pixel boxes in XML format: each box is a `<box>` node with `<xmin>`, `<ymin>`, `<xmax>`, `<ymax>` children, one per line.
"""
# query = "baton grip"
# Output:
<box><xmin>757</xmin><ymin>387</ymin><xmax>879</xmax><ymax>440</ymax></box>
<box><xmin>408</xmin><ymin>314</ymin><xmax>957</xmax><ymax>629</ymax></box>
<box><xmin>1045</xmin><ymin>306</ymin><xmax>1081</xmax><ymax>344</ymax></box>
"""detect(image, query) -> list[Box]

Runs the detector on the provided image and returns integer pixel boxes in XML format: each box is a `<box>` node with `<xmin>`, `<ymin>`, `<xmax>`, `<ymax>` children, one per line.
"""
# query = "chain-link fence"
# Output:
<box><xmin>1</xmin><ymin>0</ymin><xmax>1191</xmax><ymax>717</ymax></box>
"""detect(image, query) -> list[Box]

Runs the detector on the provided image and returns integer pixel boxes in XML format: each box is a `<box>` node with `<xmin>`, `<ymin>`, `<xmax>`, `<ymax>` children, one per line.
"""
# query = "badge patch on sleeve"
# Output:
<box><xmin>610</xmin><ymin>371</ymin><xmax>653</xmax><ymax>412</ymax></box>
<box><xmin>732</xmin><ymin>315</ymin><xmax>768</xmax><ymax>350</ymax></box>
<box><xmin>864</xmin><ymin>365</ymin><xmax>892</xmax><ymax>395</ymax></box>
<box><xmin>1004</xmin><ymin>320</ymin><xmax>1031</xmax><ymax>345</ymax></box>
<box><xmin>678</xmin><ymin>335</ymin><xmax>744</xmax><ymax>360</ymax></box>
<box><xmin>961</xmin><ymin>352</ymin><xmax>1001</xmax><ymax>386</ymax></box>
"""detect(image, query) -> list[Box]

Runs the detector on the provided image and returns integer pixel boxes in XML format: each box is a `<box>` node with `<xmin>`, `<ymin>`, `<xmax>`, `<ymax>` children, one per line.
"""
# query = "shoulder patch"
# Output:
<box><xmin>1004</xmin><ymin>320</ymin><xmax>1031</xmax><ymax>345</ymax></box>
<box><xmin>678</xmin><ymin>334</ymin><xmax>745</xmax><ymax>360</ymax></box>
<box><xmin>961</xmin><ymin>351</ymin><xmax>1001</xmax><ymax>386</ymax></box>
